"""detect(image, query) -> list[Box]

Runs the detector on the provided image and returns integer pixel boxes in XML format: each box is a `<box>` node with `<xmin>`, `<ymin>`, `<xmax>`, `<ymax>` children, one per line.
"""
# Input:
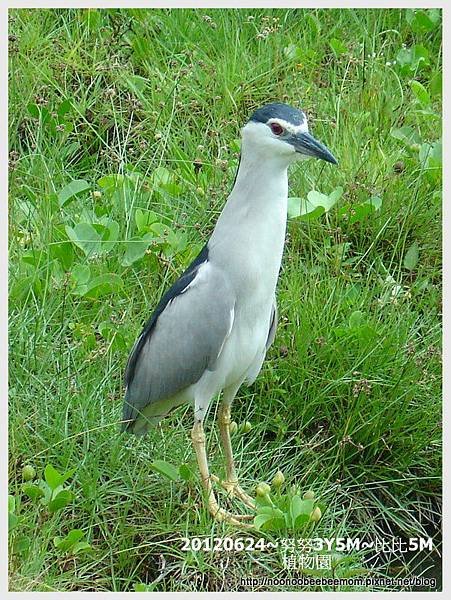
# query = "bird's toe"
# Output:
<box><xmin>210</xmin><ymin>474</ymin><xmax>256</xmax><ymax>510</ymax></box>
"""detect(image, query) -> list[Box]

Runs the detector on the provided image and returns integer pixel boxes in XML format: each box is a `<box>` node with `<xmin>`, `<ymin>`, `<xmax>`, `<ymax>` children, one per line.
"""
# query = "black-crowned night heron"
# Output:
<box><xmin>122</xmin><ymin>103</ymin><xmax>337</xmax><ymax>526</ymax></box>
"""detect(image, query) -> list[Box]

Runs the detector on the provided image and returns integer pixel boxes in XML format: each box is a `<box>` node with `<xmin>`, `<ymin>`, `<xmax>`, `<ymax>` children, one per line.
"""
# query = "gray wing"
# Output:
<box><xmin>122</xmin><ymin>262</ymin><xmax>235</xmax><ymax>429</ymax></box>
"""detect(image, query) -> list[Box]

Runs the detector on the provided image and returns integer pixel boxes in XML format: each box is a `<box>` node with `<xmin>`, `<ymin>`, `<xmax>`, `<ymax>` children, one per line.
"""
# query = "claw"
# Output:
<box><xmin>208</xmin><ymin>499</ymin><xmax>254</xmax><ymax>528</ymax></box>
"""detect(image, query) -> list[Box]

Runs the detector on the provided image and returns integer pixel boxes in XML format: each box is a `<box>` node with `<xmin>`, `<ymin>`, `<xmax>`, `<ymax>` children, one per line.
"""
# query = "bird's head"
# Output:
<box><xmin>242</xmin><ymin>102</ymin><xmax>337</xmax><ymax>166</ymax></box>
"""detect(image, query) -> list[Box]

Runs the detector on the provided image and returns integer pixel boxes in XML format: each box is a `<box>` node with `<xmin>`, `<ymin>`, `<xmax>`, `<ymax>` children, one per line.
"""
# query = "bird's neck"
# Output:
<box><xmin>209</xmin><ymin>151</ymin><xmax>290</xmax><ymax>298</ymax></box>
<box><xmin>213</xmin><ymin>150</ymin><xmax>289</xmax><ymax>234</ymax></box>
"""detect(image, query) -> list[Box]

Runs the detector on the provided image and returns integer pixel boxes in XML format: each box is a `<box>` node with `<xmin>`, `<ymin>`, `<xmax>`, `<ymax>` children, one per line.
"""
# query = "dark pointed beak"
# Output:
<box><xmin>291</xmin><ymin>131</ymin><xmax>338</xmax><ymax>164</ymax></box>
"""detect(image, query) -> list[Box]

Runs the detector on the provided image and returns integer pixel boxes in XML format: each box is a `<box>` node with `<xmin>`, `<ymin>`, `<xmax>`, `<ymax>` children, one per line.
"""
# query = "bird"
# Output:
<box><xmin>121</xmin><ymin>102</ymin><xmax>337</xmax><ymax>527</ymax></box>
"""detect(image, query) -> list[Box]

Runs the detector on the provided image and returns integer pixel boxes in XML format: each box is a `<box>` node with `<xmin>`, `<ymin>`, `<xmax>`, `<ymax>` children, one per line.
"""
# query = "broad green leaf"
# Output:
<box><xmin>22</xmin><ymin>483</ymin><xmax>45</xmax><ymax>501</ymax></box>
<box><xmin>329</xmin><ymin>38</ymin><xmax>347</xmax><ymax>56</ymax></box>
<box><xmin>72</xmin><ymin>264</ymin><xmax>91</xmax><ymax>286</ymax></box>
<box><xmin>121</xmin><ymin>234</ymin><xmax>155</xmax><ymax>266</ymax></box>
<box><xmin>150</xmin><ymin>460</ymin><xmax>180</xmax><ymax>482</ymax></box>
<box><xmin>287</xmin><ymin>198</ymin><xmax>324</xmax><ymax>219</ymax></box>
<box><xmin>178</xmin><ymin>463</ymin><xmax>194</xmax><ymax>482</ymax></box>
<box><xmin>421</xmin><ymin>140</ymin><xmax>441</xmax><ymax>167</ymax></box>
<box><xmin>8</xmin><ymin>495</ymin><xmax>15</xmax><ymax>513</ymax></box>
<box><xmin>164</xmin><ymin>230</ymin><xmax>188</xmax><ymax>256</ymax></box>
<box><xmin>93</xmin><ymin>219</ymin><xmax>119</xmax><ymax>253</ymax></box>
<box><xmin>294</xmin><ymin>513</ymin><xmax>310</xmax><ymax>529</ymax></box>
<box><xmin>160</xmin><ymin>182</ymin><xmax>182</xmax><ymax>197</ymax></box>
<box><xmin>10</xmin><ymin>274</ymin><xmax>42</xmax><ymax>303</ymax></box>
<box><xmin>343</xmin><ymin>283</ymin><xmax>362</xmax><ymax>304</ymax></box>
<box><xmin>418</xmin><ymin>140</ymin><xmax>441</xmax><ymax>185</ymax></box>
<box><xmin>151</xmin><ymin>167</ymin><xmax>181</xmax><ymax>196</ymax></box>
<box><xmin>125</xmin><ymin>74</ymin><xmax>148</xmax><ymax>95</ymax></box>
<box><xmin>289</xmin><ymin>496</ymin><xmax>314</xmax><ymax>524</ymax></box>
<box><xmin>349</xmin><ymin>310</ymin><xmax>365</xmax><ymax>329</ymax></box>
<box><xmin>284</xmin><ymin>44</ymin><xmax>302</xmax><ymax>61</ymax></box>
<box><xmin>149</xmin><ymin>222</ymin><xmax>173</xmax><ymax>241</ymax></box>
<box><xmin>368</xmin><ymin>195</ymin><xmax>382</xmax><ymax>210</ymax></box>
<box><xmin>14</xmin><ymin>535</ymin><xmax>31</xmax><ymax>554</ymax></box>
<box><xmin>54</xmin><ymin>529</ymin><xmax>85</xmax><ymax>550</ymax></box>
<box><xmin>429</xmin><ymin>72</ymin><xmax>442</xmax><ymax>97</ymax></box>
<box><xmin>44</xmin><ymin>464</ymin><xmax>65</xmax><ymax>491</ymax></box>
<box><xmin>306</xmin><ymin>189</ymin><xmax>340</xmax><ymax>212</ymax></box>
<box><xmin>427</xmin><ymin>8</ymin><xmax>441</xmax><ymax>25</ymax></box>
<box><xmin>48</xmin><ymin>489</ymin><xmax>74</xmax><ymax>513</ymax></box>
<box><xmin>390</xmin><ymin>126</ymin><xmax>421</xmax><ymax>146</ymax></box>
<box><xmin>14</xmin><ymin>198</ymin><xmax>37</xmax><ymax>223</ymax></box>
<box><xmin>72</xmin><ymin>541</ymin><xmax>92</xmax><ymax>555</ymax></box>
<box><xmin>39</xmin><ymin>479</ymin><xmax>53</xmax><ymax>505</ymax></box>
<box><xmin>287</xmin><ymin>197</ymin><xmax>307</xmax><ymax>219</ymax></box>
<box><xmin>9</xmin><ymin>512</ymin><xmax>18</xmax><ymax>531</ymax></box>
<box><xmin>57</xmin><ymin>99</ymin><xmax>72</xmax><ymax>118</ymax></box>
<box><xmin>288</xmin><ymin>187</ymin><xmax>342</xmax><ymax>220</ymax></box>
<box><xmin>151</xmin><ymin>166</ymin><xmax>172</xmax><ymax>187</ymax></box>
<box><xmin>66</xmin><ymin>223</ymin><xmax>101</xmax><ymax>257</ymax></box>
<box><xmin>406</xmin><ymin>9</ymin><xmax>437</xmax><ymax>33</ymax></box>
<box><xmin>135</xmin><ymin>208</ymin><xmax>159</xmax><ymax>232</ymax></box>
<box><xmin>27</xmin><ymin>104</ymin><xmax>53</xmax><ymax>127</ymax></box>
<box><xmin>44</xmin><ymin>465</ymin><xmax>75</xmax><ymax>490</ymax></box>
<box><xmin>254</xmin><ymin>507</ymin><xmax>286</xmax><ymax>531</ymax></box>
<box><xmin>64</xmin><ymin>529</ymin><xmax>85</xmax><ymax>544</ymax></box>
<box><xmin>257</xmin><ymin>506</ymin><xmax>281</xmax><ymax>516</ymax></box>
<box><xmin>21</xmin><ymin>250</ymin><xmax>46</xmax><ymax>268</ymax></box>
<box><xmin>253</xmin><ymin>513</ymin><xmax>274</xmax><ymax>531</ymax></box>
<box><xmin>356</xmin><ymin>324</ymin><xmax>378</xmax><ymax>344</ymax></box>
<box><xmin>49</xmin><ymin>241</ymin><xmax>74</xmax><ymax>270</ymax></box>
<box><xmin>342</xmin><ymin>204</ymin><xmax>372</xmax><ymax>224</ymax></box>
<box><xmin>396</xmin><ymin>44</ymin><xmax>429</xmax><ymax>73</ymax></box>
<box><xmin>410</xmin><ymin>44</ymin><xmax>430</xmax><ymax>69</ymax></box>
<box><xmin>27</xmin><ymin>103</ymin><xmax>40</xmax><ymax>119</ymax></box>
<box><xmin>80</xmin><ymin>274</ymin><xmax>123</xmax><ymax>299</ymax></box>
<box><xmin>58</xmin><ymin>179</ymin><xmax>90</xmax><ymax>208</ymax></box>
<box><xmin>54</xmin><ymin>531</ymin><xmax>91</xmax><ymax>555</ymax></box>
<box><xmin>255</xmin><ymin>492</ymin><xmax>274</xmax><ymax>508</ymax></box>
<box><xmin>97</xmin><ymin>174</ymin><xmax>126</xmax><ymax>195</ymax></box>
<box><xmin>306</xmin><ymin>13</ymin><xmax>321</xmax><ymax>35</ymax></box>
<box><xmin>396</xmin><ymin>47</ymin><xmax>411</xmax><ymax>68</ymax></box>
<box><xmin>98</xmin><ymin>321</ymin><xmax>114</xmax><ymax>339</ymax></box>
<box><xmin>411</xmin><ymin>81</ymin><xmax>430</xmax><ymax>106</ymax></box>
<box><xmin>66</xmin><ymin>220</ymin><xmax>118</xmax><ymax>256</ymax></box>
<box><xmin>404</xmin><ymin>242</ymin><xmax>419</xmax><ymax>271</ymax></box>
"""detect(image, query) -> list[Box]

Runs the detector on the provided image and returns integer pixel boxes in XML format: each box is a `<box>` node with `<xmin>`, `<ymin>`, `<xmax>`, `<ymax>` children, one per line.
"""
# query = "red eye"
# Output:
<box><xmin>270</xmin><ymin>122</ymin><xmax>284</xmax><ymax>136</ymax></box>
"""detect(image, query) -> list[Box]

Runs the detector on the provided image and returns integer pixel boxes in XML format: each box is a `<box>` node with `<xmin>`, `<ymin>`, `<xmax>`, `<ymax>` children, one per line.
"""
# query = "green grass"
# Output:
<box><xmin>8</xmin><ymin>7</ymin><xmax>442</xmax><ymax>592</ymax></box>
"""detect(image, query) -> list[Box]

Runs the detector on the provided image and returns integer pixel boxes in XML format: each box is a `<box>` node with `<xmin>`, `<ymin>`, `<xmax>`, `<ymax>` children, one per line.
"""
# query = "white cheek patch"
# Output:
<box><xmin>242</xmin><ymin>121</ymin><xmax>269</xmax><ymax>144</ymax></box>
<box><xmin>293</xmin><ymin>121</ymin><xmax>309</xmax><ymax>134</ymax></box>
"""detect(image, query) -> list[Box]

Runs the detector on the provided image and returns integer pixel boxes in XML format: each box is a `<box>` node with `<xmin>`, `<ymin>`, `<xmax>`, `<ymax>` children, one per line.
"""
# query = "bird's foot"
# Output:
<box><xmin>210</xmin><ymin>474</ymin><xmax>256</xmax><ymax>510</ymax></box>
<box><xmin>207</xmin><ymin>496</ymin><xmax>254</xmax><ymax>528</ymax></box>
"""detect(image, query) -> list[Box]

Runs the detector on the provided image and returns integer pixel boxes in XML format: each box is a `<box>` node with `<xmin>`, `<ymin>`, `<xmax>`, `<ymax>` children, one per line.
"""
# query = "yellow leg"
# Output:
<box><xmin>191</xmin><ymin>420</ymin><xmax>253</xmax><ymax>527</ymax></box>
<box><xmin>213</xmin><ymin>402</ymin><xmax>256</xmax><ymax>510</ymax></box>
